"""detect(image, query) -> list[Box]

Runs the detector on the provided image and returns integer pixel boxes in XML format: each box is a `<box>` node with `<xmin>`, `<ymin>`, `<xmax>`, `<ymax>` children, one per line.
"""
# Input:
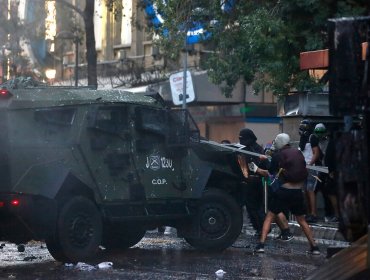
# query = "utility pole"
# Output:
<box><xmin>74</xmin><ymin>37</ymin><xmax>78</xmax><ymax>87</ymax></box>
<box><xmin>182</xmin><ymin>33</ymin><xmax>188</xmax><ymax>109</ymax></box>
<box><xmin>1</xmin><ymin>46</ymin><xmax>6</xmax><ymax>83</ymax></box>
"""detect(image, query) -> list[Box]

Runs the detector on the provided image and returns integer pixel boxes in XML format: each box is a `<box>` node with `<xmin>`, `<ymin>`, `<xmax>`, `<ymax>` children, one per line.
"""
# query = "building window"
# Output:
<box><xmin>94</xmin><ymin>0</ymin><xmax>105</xmax><ymax>50</ymax></box>
<box><xmin>121</xmin><ymin>0</ymin><xmax>132</xmax><ymax>45</ymax></box>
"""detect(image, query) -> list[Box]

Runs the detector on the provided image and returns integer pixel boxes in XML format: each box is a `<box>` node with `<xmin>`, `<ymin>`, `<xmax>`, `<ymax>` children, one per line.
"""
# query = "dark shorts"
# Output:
<box><xmin>269</xmin><ymin>187</ymin><xmax>306</xmax><ymax>216</ymax></box>
<box><xmin>319</xmin><ymin>174</ymin><xmax>337</xmax><ymax>196</ymax></box>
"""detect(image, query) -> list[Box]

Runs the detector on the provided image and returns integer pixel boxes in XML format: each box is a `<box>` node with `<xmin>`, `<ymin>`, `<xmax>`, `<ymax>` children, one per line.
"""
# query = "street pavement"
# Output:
<box><xmin>0</xmin><ymin>216</ymin><xmax>349</xmax><ymax>279</ymax></box>
<box><xmin>0</xmin><ymin>230</ymin><xmax>329</xmax><ymax>280</ymax></box>
<box><xmin>243</xmin><ymin>218</ymin><xmax>349</xmax><ymax>249</ymax></box>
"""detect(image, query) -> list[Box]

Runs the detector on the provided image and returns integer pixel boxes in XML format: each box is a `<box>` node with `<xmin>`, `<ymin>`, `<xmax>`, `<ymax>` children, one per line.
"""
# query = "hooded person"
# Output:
<box><xmin>238</xmin><ymin>128</ymin><xmax>265</xmax><ymax>236</ymax></box>
<box><xmin>299</xmin><ymin>119</ymin><xmax>314</xmax><ymax>153</ymax></box>
<box><xmin>239</xmin><ymin>128</ymin><xmax>261</xmax><ymax>152</ymax></box>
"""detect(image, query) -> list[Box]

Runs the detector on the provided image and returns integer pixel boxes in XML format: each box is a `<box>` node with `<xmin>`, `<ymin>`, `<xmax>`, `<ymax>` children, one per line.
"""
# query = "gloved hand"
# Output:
<box><xmin>248</xmin><ymin>162</ymin><xmax>258</xmax><ymax>173</ymax></box>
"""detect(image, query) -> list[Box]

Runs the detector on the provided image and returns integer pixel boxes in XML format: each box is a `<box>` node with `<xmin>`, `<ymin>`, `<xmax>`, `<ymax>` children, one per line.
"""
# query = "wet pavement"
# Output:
<box><xmin>0</xmin><ymin>226</ymin><xmax>340</xmax><ymax>280</ymax></box>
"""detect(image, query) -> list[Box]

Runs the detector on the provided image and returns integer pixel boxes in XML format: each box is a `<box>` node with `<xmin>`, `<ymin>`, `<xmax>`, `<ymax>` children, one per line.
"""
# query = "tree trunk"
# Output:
<box><xmin>83</xmin><ymin>0</ymin><xmax>97</xmax><ymax>87</ymax></box>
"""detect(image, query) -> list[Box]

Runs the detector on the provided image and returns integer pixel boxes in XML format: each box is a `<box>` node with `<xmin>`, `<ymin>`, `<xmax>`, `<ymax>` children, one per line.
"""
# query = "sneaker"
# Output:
<box><xmin>254</xmin><ymin>243</ymin><xmax>265</xmax><ymax>253</ymax></box>
<box><xmin>325</xmin><ymin>216</ymin><xmax>339</xmax><ymax>223</ymax></box>
<box><xmin>305</xmin><ymin>214</ymin><xmax>318</xmax><ymax>224</ymax></box>
<box><xmin>164</xmin><ymin>227</ymin><xmax>174</xmax><ymax>235</ymax></box>
<box><xmin>279</xmin><ymin>233</ymin><xmax>294</xmax><ymax>242</ymax></box>
<box><xmin>309</xmin><ymin>245</ymin><xmax>320</xmax><ymax>255</ymax></box>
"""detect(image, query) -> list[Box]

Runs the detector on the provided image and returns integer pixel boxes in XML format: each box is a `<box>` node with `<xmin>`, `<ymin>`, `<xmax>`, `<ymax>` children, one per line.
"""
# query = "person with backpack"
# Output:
<box><xmin>307</xmin><ymin>123</ymin><xmax>336</xmax><ymax>223</ymax></box>
<box><xmin>238</xmin><ymin>129</ymin><xmax>292</xmax><ymax>241</ymax></box>
<box><xmin>248</xmin><ymin>133</ymin><xmax>320</xmax><ymax>255</ymax></box>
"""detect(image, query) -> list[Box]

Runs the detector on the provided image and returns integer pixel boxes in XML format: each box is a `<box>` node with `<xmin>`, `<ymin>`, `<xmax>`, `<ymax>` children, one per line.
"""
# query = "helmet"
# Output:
<box><xmin>299</xmin><ymin>119</ymin><xmax>314</xmax><ymax>136</ymax></box>
<box><xmin>314</xmin><ymin>123</ymin><xmax>326</xmax><ymax>135</ymax></box>
<box><xmin>272</xmin><ymin>133</ymin><xmax>290</xmax><ymax>150</ymax></box>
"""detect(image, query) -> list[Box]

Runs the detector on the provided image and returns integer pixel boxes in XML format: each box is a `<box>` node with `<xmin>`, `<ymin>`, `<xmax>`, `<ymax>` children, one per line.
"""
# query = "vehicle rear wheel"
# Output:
<box><xmin>46</xmin><ymin>196</ymin><xmax>102</xmax><ymax>263</ymax></box>
<box><xmin>102</xmin><ymin>223</ymin><xmax>146</xmax><ymax>250</ymax></box>
<box><xmin>185</xmin><ymin>189</ymin><xmax>242</xmax><ymax>251</ymax></box>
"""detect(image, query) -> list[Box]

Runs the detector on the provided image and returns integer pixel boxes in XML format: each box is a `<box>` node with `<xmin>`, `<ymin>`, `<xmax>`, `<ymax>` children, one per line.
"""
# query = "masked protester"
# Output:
<box><xmin>249</xmin><ymin>133</ymin><xmax>320</xmax><ymax>255</ymax></box>
<box><xmin>238</xmin><ymin>128</ymin><xmax>266</xmax><ymax>237</ymax></box>
<box><xmin>308</xmin><ymin>123</ymin><xmax>338</xmax><ymax>223</ymax></box>
<box><xmin>238</xmin><ymin>129</ymin><xmax>291</xmax><ymax>240</ymax></box>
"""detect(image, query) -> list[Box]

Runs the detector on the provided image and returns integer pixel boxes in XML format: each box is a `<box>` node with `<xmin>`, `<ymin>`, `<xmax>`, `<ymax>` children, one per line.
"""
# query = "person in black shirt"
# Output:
<box><xmin>238</xmin><ymin>128</ymin><xmax>266</xmax><ymax>236</ymax></box>
<box><xmin>238</xmin><ymin>129</ymin><xmax>291</xmax><ymax>239</ymax></box>
<box><xmin>308</xmin><ymin>123</ymin><xmax>337</xmax><ymax>222</ymax></box>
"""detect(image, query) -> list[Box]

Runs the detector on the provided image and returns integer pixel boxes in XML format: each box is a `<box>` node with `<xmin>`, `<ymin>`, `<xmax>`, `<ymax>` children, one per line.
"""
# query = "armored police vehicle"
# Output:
<box><xmin>0</xmin><ymin>79</ymin><xmax>247</xmax><ymax>263</ymax></box>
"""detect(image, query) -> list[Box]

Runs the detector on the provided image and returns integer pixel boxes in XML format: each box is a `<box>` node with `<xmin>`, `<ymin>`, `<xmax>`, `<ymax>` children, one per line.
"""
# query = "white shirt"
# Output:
<box><xmin>301</xmin><ymin>142</ymin><xmax>313</xmax><ymax>164</ymax></box>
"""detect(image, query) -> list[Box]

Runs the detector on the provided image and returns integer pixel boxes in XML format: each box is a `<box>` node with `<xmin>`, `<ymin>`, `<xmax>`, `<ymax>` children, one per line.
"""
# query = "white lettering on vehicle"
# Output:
<box><xmin>152</xmin><ymin>178</ymin><xmax>167</xmax><ymax>185</ymax></box>
<box><xmin>145</xmin><ymin>154</ymin><xmax>173</xmax><ymax>171</ymax></box>
<box><xmin>161</xmin><ymin>157</ymin><xmax>172</xmax><ymax>168</ymax></box>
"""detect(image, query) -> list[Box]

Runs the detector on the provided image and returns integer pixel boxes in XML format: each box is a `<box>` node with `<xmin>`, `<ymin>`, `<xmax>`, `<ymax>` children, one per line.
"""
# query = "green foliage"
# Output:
<box><xmin>147</xmin><ymin>0</ymin><xmax>370</xmax><ymax>96</ymax></box>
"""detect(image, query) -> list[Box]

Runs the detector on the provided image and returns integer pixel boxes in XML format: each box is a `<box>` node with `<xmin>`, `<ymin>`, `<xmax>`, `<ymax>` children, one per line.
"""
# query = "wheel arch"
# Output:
<box><xmin>55</xmin><ymin>173</ymin><xmax>96</xmax><ymax>204</ymax></box>
<box><xmin>203</xmin><ymin>171</ymin><xmax>245</xmax><ymax>205</ymax></box>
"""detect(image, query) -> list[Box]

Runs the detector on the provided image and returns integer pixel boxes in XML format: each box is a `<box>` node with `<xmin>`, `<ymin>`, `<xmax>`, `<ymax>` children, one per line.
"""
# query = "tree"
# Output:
<box><xmin>146</xmin><ymin>0</ymin><xmax>370</xmax><ymax>96</ymax></box>
<box><xmin>0</xmin><ymin>0</ymin><xmax>34</xmax><ymax>81</ymax></box>
<box><xmin>49</xmin><ymin>0</ymin><xmax>97</xmax><ymax>87</ymax></box>
<box><xmin>50</xmin><ymin>0</ymin><xmax>126</xmax><ymax>87</ymax></box>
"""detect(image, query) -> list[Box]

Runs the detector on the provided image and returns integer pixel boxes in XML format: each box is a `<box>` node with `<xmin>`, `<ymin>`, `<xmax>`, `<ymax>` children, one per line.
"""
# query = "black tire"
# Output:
<box><xmin>46</xmin><ymin>235</ymin><xmax>69</xmax><ymax>263</ymax></box>
<box><xmin>102</xmin><ymin>223</ymin><xmax>146</xmax><ymax>250</ymax></box>
<box><xmin>46</xmin><ymin>196</ymin><xmax>102</xmax><ymax>263</ymax></box>
<box><xmin>185</xmin><ymin>189</ymin><xmax>243</xmax><ymax>251</ymax></box>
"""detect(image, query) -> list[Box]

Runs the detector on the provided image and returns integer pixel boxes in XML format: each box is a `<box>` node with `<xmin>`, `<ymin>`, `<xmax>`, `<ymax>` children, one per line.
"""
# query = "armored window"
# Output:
<box><xmin>93</xmin><ymin>107</ymin><xmax>129</xmax><ymax>134</ymax></box>
<box><xmin>134</xmin><ymin>107</ymin><xmax>167</xmax><ymax>136</ymax></box>
<box><xmin>34</xmin><ymin>107</ymin><xmax>76</xmax><ymax>126</ymax></box>
<box><xmin>167</xmin><ymin>109</ymin><xmax>200</xmax><ymax>146</ymax></box>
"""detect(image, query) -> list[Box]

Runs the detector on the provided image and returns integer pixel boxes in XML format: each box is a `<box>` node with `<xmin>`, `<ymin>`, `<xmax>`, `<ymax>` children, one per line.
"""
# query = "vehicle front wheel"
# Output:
<box><xmin>185</xmin><ymin>189</ymin><xmax>243</xmax><ymax>251</ymax></box>
<box><xmin>46</xmin><ymin>196</ymin><xmax>102</xmax><ymax>263</ymax></box>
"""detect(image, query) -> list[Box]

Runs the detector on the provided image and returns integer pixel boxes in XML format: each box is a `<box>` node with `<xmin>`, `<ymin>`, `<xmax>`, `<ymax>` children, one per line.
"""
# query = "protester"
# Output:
<box><xmin>249</xmin><ymin>133</ymin><xmax>320</xmax><ymax>255</ymax></box>
<box><xmin>262</xmin><ymin>141</ymin><xmax>293</xmax><ymax>241</ymax></box>
<box><xmin>307</xmin><ymin>123</ymin><xmax>335</xmax><ymax>223</ymax></box>
<box><xmin>321</xmin><ymin>130</ymin><xmax>339</xmax><ymax>222</ymax></box>
<box><xmin>238</xmin><ymin>128</ymin><xmax>266</xmax><ymax>236</ymax></box>
<box><xmin>298</xmin><ymin>119</ymin><xmax>319</xmax><ymax>223</ymax></box>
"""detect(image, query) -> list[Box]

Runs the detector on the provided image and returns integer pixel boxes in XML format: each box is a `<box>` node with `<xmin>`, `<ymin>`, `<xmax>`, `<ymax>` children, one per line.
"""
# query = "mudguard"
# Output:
<box><xmin>13</xmin><ymin>160</ymin><xmax>70</xmax><ymax>199</ymax></box>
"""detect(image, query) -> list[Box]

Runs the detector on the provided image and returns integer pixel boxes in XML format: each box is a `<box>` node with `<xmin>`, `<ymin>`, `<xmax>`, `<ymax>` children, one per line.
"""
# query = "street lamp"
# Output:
<box><xmin>55</xmin><ymin>31</ymin><xmax>79</xmax><ymax>87</ymax></box>
<box><xmin>45</xmin><ymin>68</ymin><xmax>56</xmax><ymax>84</ymax></box>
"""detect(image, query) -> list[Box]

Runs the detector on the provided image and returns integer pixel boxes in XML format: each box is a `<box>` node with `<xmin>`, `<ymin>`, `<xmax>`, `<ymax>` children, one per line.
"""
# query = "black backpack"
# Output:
<box><xmin>279</xmin><ymin>146</ymin><xmax>308</xmax><ymax>183</ymax></box>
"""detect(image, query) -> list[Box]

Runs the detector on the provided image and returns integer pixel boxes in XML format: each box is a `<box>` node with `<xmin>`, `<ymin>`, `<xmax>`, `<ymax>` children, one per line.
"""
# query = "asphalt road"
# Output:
<box><xmin>0</xmin><ymin>228</ymin><xmax>329</xmax><ymax>280</ymax></box>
